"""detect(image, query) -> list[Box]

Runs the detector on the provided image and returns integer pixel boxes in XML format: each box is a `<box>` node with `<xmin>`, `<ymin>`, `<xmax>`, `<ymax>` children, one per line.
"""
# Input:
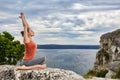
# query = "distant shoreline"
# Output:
<box><xmin>37</xmin><ymin>44</ymin><xmax>99</xmax><ymax>49</ymax></box>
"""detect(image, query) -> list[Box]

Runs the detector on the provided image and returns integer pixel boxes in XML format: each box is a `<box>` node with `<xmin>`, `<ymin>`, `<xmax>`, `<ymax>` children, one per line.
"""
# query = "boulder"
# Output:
<box><xmin>0</xmin><ymin>65</ymin><xmax>118</xmax><ymax>80</ymax></box>
<box><xmin>0</xmin><ymin>65</ymin><xmax>84</xmax><ymax>80</ymax></box>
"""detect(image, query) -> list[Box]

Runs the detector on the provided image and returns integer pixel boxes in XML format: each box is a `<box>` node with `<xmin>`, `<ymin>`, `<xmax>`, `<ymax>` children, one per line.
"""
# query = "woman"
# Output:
<box><xmin>16</xmin><ymin>12</ymin><xmax>46</xmax><ymax>70</ymax></box>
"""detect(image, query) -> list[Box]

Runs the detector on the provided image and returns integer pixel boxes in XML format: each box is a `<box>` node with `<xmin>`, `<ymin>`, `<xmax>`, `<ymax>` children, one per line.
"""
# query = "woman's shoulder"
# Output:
<box><xmin>24</xmin><ymin>38</ymin><xmax>31</xmax><ymax>44</ymax></box>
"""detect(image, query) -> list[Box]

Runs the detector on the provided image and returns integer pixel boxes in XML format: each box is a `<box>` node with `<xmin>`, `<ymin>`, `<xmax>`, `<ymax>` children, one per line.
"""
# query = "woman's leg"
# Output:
<box><xmin>26</xmin><ymin>56</ymin><xmax>46</xmax><ymax>66</ymax></box>
<box><xmin>15</xmin><ymin>64</ymin><xmax>46</xmax><ymax>70</ymax></box>
<box><xmin>15</xmin><ymin>56</ymin><xmax>46</xmax><ymax>70</ymax></box>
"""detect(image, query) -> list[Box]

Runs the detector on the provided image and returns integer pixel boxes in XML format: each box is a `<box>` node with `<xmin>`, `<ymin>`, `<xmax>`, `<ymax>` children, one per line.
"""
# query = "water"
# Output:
<box><xmin>35</xmin><ymin>49</ymin><xmax>98</xmax><ymax>75</ymax></box>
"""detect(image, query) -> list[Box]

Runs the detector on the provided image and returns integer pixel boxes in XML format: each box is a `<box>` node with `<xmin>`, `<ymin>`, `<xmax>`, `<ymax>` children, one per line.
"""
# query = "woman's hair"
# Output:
<box><xmin>21</xmin><ymin>28</ymin><xmax>30</xmax><ymax>36</ymax></box>
<box><xmin>21</xmin><ymin>31</ymin><xmax>24</xmax><ymax>36</ymax></box>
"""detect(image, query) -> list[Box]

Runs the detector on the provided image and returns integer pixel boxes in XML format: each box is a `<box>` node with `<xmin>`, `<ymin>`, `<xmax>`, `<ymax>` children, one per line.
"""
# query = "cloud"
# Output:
<box><xmin>18</xmin><ymin>10</ymin><xmax>120</xmax><ymax>44</ymax></box>
<box><xmin>71</xmin><ymin>3</ymin><xmax>87</xmax><ymax>10</ymax></box>
<box><xmin>70</xmin><ymin>1</ymin><xmax>120</xmax><ymax>13</ymax></box>
<box><xmin>1</xmin><ymin>0</ymin><xmax>120</xmax><ymax>44</ymax></box>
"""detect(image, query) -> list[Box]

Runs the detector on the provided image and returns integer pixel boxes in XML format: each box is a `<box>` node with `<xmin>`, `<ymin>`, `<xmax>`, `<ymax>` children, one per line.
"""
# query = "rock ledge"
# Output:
<box><xmin>0</xmin><ymin>65</ymin><xmax>118</xmax><ymax>80</ymax></box>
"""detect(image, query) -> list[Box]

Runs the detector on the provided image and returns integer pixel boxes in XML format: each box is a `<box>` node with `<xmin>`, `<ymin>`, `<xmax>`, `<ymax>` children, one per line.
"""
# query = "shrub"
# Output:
<box><xmin>95</xmin><ymin>70</ymin><xmax>108</xmax><ymax>77</ymax></box>
<box><xmin>83</xmin><ymin>70</ymin><xmax>95</xmax><ymax>78</ymax></box>
<box><xmin>0</xmin><ymin>31</ymin><xmax>25</xmax><ymax>65</ymax></box>
<box><xmin>84</xmin><ymin>69</ymin><xmax>108</xmax><ymax>78</ymax></box>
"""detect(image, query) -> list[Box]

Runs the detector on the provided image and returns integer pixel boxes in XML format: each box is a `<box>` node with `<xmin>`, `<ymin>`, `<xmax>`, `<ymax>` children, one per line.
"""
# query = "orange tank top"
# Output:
<box><xmin>23</xmin><ymin>40</ymin><xmax>37</xmax><ymax>60</ymax></box>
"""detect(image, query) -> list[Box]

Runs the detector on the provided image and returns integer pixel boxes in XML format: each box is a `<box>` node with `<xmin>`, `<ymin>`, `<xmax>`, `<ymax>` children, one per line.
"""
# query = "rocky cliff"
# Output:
<box><xmin>0</xmin><ymin>65</ymin><xmax>118</xmax><ymax>80</ymax></box>
<box><xmin>93</xmin><ymin>29</ymin><xmax>120</xmax><ymax>78</ymax></box>
<box><xmin>0</xmin><ymin>65</ymin><xmax>84</xmax><ymax>80</ymax></box>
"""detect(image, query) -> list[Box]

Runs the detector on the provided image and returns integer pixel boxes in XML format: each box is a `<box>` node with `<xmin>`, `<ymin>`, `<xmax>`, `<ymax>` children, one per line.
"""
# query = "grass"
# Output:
<box><xmin>83</xmin><ymin>70</ymin><xmax>95</xmax><ymax>78</ymax></box>
<box><xmin>84</xmin><ymin>69</ymin><xmax>108</xmax><ymax>79</ymax></box>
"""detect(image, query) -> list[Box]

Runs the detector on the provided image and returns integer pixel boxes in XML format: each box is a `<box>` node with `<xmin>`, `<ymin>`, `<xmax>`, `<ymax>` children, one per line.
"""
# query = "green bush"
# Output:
<box><xmin>83</xmin><ymin>70</ymin><xmax>95</xmax><ymax>78</ymax></box>
<box><xmin>0</xmin><ymin>31</ymin><xmax>25</xmax><ymax>65</ymax></box>
<box><xmin>95</xmin><ymin>70</ymin><xmax>108</xmax><ymax>77</ymax></box>
<box><xmin>84</xmin><ymin>69</ymin><xmax>108</xmax><ymax>78</ymax></box>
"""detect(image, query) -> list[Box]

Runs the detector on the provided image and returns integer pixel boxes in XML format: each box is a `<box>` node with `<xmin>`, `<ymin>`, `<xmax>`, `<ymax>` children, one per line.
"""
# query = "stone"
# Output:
<box><xmin>107</xmin><ymin>61</ymin><xmax>120</xmax><ymax>72</ymax></box>
<box><xmin>106</xmin><ymin>70</ymin><xmax>116</xmax><ymax>78</ymax></box>
<box><xmin>92</xmin><ymin>29</ymin><xmax>120</xmax><ymax>79</ymax></box>
<box><xmin>0</xmin><ymin>65</ymin><xmax>84</xmax><ymax>80</ymax></box>
<box><xmin>0</xmin><ymin>65</ymin><xmax>117</xmax><ymax>80</ymax></box>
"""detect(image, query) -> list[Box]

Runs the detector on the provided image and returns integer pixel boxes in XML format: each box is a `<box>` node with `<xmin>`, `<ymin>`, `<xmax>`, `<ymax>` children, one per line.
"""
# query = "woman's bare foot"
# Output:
<box><xmin>15</xmin><ymin>64</ymin><xmax>46</xmax><ymax>70</ymax></box>
<box><xmin>15</xmin><ymin>65</ymin><xmax>26</xmax><ymax>70</ymax></box>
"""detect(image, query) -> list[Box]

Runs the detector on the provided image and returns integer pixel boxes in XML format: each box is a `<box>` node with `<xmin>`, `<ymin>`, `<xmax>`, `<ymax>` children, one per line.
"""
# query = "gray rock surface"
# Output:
<box><xmin>106</xmin><ymin>70</ymin><xmax>116</xmax><ymax>78</ymax></box>
<box><xmin>107</xmin><ymin>61</ymin><xmax>120</xmax><ymax>72</ymax></box>
<box><xmin>93</xmin><ymin>29</ymin><xmax>120</xmax><ymax>73</ymax></box>
<box><xmin>0</xmin><ymin>65</ymin><xmax>84</xmax><ymax>80</ymax></box>
<box><xmin>94</xmin><ymin>29</ymin><xmax>120</xmax><ymax>71</ymax></box>
<box><xmin>0</xmin><ymin>65</ymin><xmax>118</xmax><ymax>80</ymax></box>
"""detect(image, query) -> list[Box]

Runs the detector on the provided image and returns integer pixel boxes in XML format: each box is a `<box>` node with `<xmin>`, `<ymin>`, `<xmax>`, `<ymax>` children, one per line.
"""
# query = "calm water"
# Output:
<box><xmin>35</xmin><ymin>49</ymin><xmax>98</xmax><ymax>75</ymax></box>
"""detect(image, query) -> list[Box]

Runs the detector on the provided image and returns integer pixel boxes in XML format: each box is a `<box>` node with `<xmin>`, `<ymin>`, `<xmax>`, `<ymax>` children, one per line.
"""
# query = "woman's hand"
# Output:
<box><xmin>19</xmin><ymin>12</ymin><xmax>24</xmax><ymax>19</ymax></box>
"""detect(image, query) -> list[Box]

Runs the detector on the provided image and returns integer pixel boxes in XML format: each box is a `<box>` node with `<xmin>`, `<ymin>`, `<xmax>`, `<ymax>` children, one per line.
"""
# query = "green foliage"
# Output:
<box><xmin>83</xmin><ymin>70</ymin><xmax>95</xmax><ymax>78</ymax></box>
<box><xmin>95</xmin><ymin>70</ymin><xmax>108</xmax><ymax>77</ymax></box>
<box><xmin>0</xmin><ymin>31</ymin><xmax>25</xmax><ymax>65</ymax></box>
<box><xmin>84</xmin><ymin>69</ymin><xmax>108</xmax><ymax>78</ymax></box>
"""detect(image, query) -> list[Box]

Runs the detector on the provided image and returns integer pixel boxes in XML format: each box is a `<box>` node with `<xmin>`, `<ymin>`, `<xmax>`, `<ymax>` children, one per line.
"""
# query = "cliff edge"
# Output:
<box><xmin>0</xmin><ymin>65</ymin><xmax>84</xmax><ymax>80</ymax></box>
<box><xmin>0</xmin><ymin>65</ymin><xmax>118</xmax><ymax>80</ymax></box>
<box><xmin>93</xmin><ymin>29</ymin><xmax>120</xmax><ymax>78</ymax></box>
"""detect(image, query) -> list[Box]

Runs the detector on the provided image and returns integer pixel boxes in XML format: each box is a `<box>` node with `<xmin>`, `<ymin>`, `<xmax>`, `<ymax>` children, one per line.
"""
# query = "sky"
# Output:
<box><xmin>0</xmin><ymin>0</ymin><xmax>120</xmax><ymax>45</ymax></box>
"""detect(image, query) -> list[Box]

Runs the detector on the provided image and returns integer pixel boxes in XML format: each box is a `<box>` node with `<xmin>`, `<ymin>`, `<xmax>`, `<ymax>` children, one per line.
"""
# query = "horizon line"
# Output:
<box><xmin>37</xmin><ymin>44</ymin><xmax>99</xmax><ymax>45</ymax></box>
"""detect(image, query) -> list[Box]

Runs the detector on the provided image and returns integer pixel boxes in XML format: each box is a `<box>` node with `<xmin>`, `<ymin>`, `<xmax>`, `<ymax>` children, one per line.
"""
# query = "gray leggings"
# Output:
<box><xmin>21</xmin><ymin>57</ymin><xmax>45</xmax><ymax>66</ymax></box>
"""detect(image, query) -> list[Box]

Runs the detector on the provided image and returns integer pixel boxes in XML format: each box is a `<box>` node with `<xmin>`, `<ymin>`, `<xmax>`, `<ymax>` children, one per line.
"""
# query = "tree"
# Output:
<box><xmin>0</xmin><ymin>31</ymin><xmax>25</xmax><ymax>65</ymax></box>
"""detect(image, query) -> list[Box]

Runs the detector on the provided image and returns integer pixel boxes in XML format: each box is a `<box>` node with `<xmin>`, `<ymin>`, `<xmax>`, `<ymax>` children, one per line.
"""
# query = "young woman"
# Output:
<box><xmin>16</xmin><ymin>12</ymin><xmax>46</xmax><ymax>70</ymax></box>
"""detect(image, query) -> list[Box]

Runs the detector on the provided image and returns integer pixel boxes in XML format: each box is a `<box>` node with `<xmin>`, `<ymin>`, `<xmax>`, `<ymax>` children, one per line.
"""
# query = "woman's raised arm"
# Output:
<box><xmin>20</xmin><ymin>12</ymin><xmax>30</xmax><ymax>43</ymax></box>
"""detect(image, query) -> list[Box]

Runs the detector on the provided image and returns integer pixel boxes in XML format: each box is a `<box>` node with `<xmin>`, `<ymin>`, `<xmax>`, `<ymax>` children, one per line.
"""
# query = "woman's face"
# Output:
<box><xmin>28</xmin><ymin>29</ymin><xmax>34</xmax><ymax>36</ymax></box>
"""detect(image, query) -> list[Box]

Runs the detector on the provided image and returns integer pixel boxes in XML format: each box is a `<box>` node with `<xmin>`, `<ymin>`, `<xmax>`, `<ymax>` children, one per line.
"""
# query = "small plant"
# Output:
<box><xmin>83</xmin><ymin>70</ymin><xmax>95</xmax><ymax>78</ymax></box>
<box><xmin>84</xmin><ymin>69</ymin><xmax>108</xmax><ymax>78</ymax></box>
<box><xmin>95</xmin><ymin>70</ymin><xmax>108</xmax><ymax>77</ymax></box>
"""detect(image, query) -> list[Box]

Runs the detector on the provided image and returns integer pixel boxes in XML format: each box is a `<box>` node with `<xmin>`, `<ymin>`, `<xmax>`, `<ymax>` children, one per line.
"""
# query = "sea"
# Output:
<box><xmin>34</xmin><ymin>47</ymin><xmax>98</xmax><ymax>76</ymax></box>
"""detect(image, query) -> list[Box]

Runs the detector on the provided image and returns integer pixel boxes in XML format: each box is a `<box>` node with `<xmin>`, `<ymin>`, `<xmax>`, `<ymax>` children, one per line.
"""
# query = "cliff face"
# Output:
<box><xmin>93</xmin><ymin>29</ymin><xmax>120</xmax><ymax>78</ymax></box>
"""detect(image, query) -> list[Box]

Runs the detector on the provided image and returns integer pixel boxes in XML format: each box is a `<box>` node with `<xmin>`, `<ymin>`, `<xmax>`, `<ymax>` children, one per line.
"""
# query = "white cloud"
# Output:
<box><xmin>71</xmin><ymin>3</ymin><xmax>87</xmax><ymax>10</ymax></box>
<box><xmin>71</xmin><ymin>30</ymin><xmax>95</xmax><ymax>35</ymax></box>
<box><xmin>1</xmin><ymin>0</ymin><xmax>120</xmax><ymax>45</ymax></box>
<box><xmin>22</xmin><ymin>10</ymin><xmax>120</xmax><ymax>44</ymax></box>
<box><xmin>77</xmin><ymin>10</ymin><xmax>120</xmax><ymax>29</ymax></box>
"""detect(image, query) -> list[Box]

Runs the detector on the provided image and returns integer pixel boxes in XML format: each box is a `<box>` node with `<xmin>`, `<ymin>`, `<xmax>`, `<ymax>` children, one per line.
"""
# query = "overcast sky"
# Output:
<box><xmin>0</xmin><ymin>0</ymin><xmax>120</xmax><ymax>45</ymax></box>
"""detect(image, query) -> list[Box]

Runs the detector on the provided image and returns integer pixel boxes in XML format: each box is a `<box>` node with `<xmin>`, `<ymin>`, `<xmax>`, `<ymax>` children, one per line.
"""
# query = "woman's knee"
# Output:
<box><xmin>41</xmin><ymin>64</ymin><xmax>46</xmax><ymax>69</ymax></box>
<box><xmin>43</xmin><ymin>64</ymin><xmax>46</xmax><ymax>68</ymax></box>
<box><xmin>40</xmin><ymin>64</ymin><xmax>46</xmax><ymax>69</ymax></box>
